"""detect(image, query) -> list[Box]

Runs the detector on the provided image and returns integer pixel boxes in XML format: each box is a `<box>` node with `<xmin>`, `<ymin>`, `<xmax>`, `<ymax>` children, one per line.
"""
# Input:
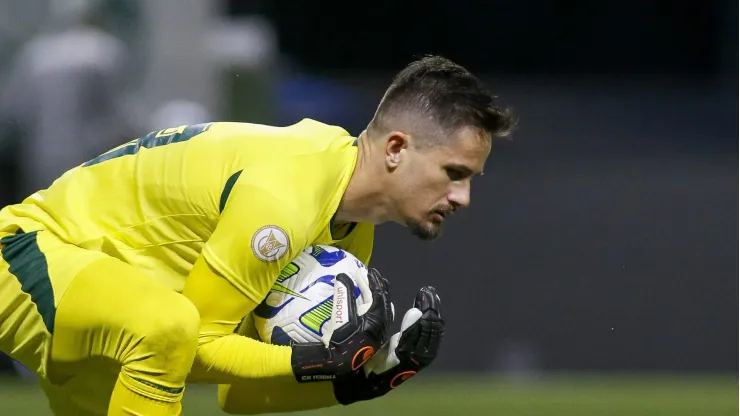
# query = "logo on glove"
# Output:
<box><xmin>351</xmin><ymin>346</ymin><xmax>375</xmax><ymax>371</ymax></box>
<box><xmin>334</xmin><ymin>283</ymin><xmax>346</xmax><ymax>325</ymax></box>
<box><xmin>390</xmin><ymin>370</ymin><xmax>417</xmax><ymax>388</ymax></box>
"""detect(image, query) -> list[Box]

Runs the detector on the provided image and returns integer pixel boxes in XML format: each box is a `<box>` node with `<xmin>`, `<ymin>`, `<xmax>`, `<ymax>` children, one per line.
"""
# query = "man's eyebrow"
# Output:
<box><xmin>447</xmin><ymin>164</ymin><xmax>482</xmax><ymax>176</ymax></box>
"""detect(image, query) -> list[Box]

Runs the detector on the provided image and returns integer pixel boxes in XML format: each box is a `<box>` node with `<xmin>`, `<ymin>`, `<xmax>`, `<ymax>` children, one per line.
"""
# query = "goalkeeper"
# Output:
<box><xmin>0</xmin><ymin>55</ymin><xmax>513</xmax><ymax>415</ymax></box>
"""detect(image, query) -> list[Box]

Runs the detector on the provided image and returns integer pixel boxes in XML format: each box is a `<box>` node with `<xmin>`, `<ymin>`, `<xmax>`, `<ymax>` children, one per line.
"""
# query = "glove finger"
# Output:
<box><xmin>392</xmin><ymin>307</ymin><xmax>422</xmax><ymax>360</ymax></box>
<box><xmin>411</xmin><ymin>313</ymin><xmax>444</xmax><ymax>367</ymax></box>
<box><xmin>330</xmin><ymin>273</ymin><xmax>360</xmax><ymax>340</ymax></box>
<box><xmin>369</xmin><ymin>269</ymin><xmax>391</xmax><ymax>300</ymax></box>
<box><xmin>354</xmin><ymin>268</ymin><xmax>372</xmax><ymax>303</ymax></box>
<box><xmin>412</xmin><ymin>286</ymin><xmax>444</xmax><ymax>361</ymax></box>
<box><xmin>366</xmin><ymin>269</ymin><xmax>393</xmax><ymax>328</ymax></box>
<box><xmin>390</xmin><ymin>288</ymin><xmax>443</xmax><ymax>368</ymax></box>
<box><xmin>400</xmin><ymin>307</ymin><xmax>422</xmax><ymax>332</ymax></box>
<box><xmin>351</xmin><ymin>268</ymin><xmax>393</xmax><ymax>346</ymax></box>
<box><xmin>414</xmin><ymin>286</ymin><xmax>442</xmax><ymax>319</ymax></box>
<box><xmin>412</xmin><ymin>318</ymin><xmax>432</xmax><ymax>357</ymax></box>
<box><xmin>354</xmin><ymin>268</ymin><xmax>373</xmax><ymax>316</ymax></box>
<box><xmin>396</xmin><ymin>317</ymin><xmax>422</xmax><ymax>359</ymax></box>
<box><xmin>387</xmin><ymin>332</ymin><xmax>402</xmax><ymax>366</ymax></box>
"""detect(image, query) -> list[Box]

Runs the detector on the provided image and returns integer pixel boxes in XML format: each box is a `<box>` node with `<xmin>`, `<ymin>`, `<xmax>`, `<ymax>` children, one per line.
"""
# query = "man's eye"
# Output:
<box><xmin>446</xmin><ymin>168</ymin><xmax>465</xmax><ymax>181</ymax></box>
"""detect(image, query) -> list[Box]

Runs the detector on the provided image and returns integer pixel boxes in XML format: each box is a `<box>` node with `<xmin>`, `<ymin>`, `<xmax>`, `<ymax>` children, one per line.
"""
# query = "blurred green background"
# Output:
<box><xmin>1</xmin><ymin>373</ymin><xmax>736</xmax><ymax>416</ymax></box>
<box><xmin>0</xmin><ymin>2</ymin><xmax>736</xmax><ymax>416</ymax></box>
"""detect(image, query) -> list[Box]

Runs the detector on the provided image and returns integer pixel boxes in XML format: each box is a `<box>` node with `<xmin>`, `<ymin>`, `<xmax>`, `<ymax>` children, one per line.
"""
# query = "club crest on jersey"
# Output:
<box><xmin>252</xmin><ymin>225</ymin><xmax>289</xmax><ymax>262</ymax></box>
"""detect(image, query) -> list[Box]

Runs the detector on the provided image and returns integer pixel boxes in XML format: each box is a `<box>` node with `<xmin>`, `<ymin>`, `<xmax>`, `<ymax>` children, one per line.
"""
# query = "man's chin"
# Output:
<box><xmin>408</xmin><ymin>220</ymin><xmax>443</xmax><ymax>241</ymax></box>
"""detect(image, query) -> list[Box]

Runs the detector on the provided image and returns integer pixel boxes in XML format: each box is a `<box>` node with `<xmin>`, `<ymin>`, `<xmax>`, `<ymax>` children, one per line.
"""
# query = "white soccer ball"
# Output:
<box><xmin>253</xmin><ymin>245</ymin><xmax>368</xmax><ymax>345</ymax></box>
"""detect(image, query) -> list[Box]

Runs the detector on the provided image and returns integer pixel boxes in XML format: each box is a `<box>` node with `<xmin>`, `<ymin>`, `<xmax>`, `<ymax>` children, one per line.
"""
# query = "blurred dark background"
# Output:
<box><xmin>0</xmin><ymin>0</ymin><xmax>736</xmax><ymax>389</ymax></box>
<box><xmin>226</xmin><ymin>0</ymin><xmax>739</xmax><ymax>374</ymax></box>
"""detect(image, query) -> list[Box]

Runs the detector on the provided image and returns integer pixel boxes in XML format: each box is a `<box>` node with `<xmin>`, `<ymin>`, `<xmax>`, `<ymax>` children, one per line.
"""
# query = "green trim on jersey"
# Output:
<box><xmin>131</xmin><ymin>377</ymin><xmax>185</xmax><ymax>395</ymax></box>
<box><xmin>219</xmin><ymin>170</ymin><xmax>244</xmax><ymax>213</ymax></box>
<box><xmin>83</xmin><ymin>123</ymin><xmax>213</xmax><ymax>167</ymax></box>
<box><xmin>0</xmin><ymin>231</ymin><xmax>55</xmax><ymax>333</ymax></box>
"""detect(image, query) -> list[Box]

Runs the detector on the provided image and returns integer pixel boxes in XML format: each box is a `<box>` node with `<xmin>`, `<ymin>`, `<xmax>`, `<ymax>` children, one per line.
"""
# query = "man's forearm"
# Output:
<box><xmin>183</xmin><ymin>255</ymin><xmax>293</xmax><ymax>384</ymax></box>
<box><xmin>187</xmin><ymin>333</ymin><xmax>293</xmax><ymax>384</ymax></box>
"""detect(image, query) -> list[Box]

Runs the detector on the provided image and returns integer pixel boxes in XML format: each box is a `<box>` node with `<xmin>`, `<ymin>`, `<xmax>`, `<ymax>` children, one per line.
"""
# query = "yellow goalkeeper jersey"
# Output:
<box><xmin>0</xmin><ymin>119</ymin><xmax>374</xmax><ymax>303</ymax></box>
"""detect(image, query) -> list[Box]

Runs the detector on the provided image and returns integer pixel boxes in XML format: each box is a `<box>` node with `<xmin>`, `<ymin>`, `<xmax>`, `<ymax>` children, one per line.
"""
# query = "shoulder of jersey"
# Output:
<box><xmin>215</xmin><ymin>119</ymin><xmax>357</xmax><ymax>201</ymax></box>
<box><xmin>210</xmin><ymin>118</ymin><xmax>353</xmax><ymax>154</ymax></box>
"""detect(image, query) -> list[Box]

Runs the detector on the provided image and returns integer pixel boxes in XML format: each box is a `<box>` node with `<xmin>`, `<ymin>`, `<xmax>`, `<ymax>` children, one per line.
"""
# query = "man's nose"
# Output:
<box><xmin>448</xmin><ymin>181</ymin><xmax>470</xmax><ymax>209</ymax></box>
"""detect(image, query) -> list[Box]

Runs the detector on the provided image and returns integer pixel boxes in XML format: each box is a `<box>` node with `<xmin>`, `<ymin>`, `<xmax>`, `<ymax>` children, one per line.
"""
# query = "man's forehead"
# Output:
<box><xmin>433</xmin><ymin>132</ymin><xmax>490</xmax><ymax>172</ymax></box>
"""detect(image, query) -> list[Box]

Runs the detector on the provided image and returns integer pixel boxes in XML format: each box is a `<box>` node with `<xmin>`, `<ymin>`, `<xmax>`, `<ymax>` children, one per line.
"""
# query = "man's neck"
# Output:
<box><xmin>334</xmin><ymin>132</ymin><xmax>391</xmax><ymax>225</ymax></box>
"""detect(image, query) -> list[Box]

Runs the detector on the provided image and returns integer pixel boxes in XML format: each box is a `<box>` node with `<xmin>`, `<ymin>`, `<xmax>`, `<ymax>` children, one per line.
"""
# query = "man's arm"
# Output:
<box><xmin>182</xmin><ymin>182</ymin><xmax>309</xmax><ymax>383</ymax></box>
<box><xmin>183</xmin><ymin>255</ymin><xmax>294</xmax><ymax>384</ymax></box>
<box><xmin>216</xmin><ymin>314</ymin><xmax>339</xmax><ymax>414</ymax></box>
<box><xmin>184</xmin><ymin>258</ymin><xmax>393</xmax><ymax>386</ymax></box>
<box><xmin>183</xmin><ymin>182</ymin><xmax>392</xmax><ymax>385</ymax></box>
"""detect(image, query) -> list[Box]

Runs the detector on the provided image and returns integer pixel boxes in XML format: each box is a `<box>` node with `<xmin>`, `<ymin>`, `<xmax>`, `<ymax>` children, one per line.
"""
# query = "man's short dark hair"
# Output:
<box><xmin>369</xmin><ymin>55</ymin><xmax>515</xmax><ymax>145</ymax></box>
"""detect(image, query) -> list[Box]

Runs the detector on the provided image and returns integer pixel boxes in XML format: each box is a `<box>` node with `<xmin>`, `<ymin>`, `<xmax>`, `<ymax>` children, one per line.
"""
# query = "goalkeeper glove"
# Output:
<box><xmin>333</xmin><ymin>286</ymin><xmax>444</xmax><ymax>404</ymax></box>
<box><xmin>291</xmin><ymin>268</ymin><xmax>393</xmax><ymax>383</ymax></box>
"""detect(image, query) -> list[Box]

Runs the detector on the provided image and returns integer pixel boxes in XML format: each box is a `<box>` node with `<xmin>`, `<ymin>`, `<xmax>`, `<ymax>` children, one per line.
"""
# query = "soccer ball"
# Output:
<box><xmin>253</xmin><ymin>245</ymin><xmax>368</xmax><ymax>346</ymax></box>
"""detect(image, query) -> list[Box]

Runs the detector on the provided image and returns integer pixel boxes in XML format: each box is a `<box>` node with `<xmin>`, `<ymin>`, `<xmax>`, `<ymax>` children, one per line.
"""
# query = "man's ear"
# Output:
<box><xmin>385</xmin><ymin>132</ymin><xmax>409</xmax><ymax>170</ymax></box>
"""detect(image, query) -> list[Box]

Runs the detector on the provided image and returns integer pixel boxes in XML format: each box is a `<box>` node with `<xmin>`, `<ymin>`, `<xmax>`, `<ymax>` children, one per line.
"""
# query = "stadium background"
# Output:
<box><xmin>0</xmin><ymin>0</ymin><xmax>736</xmax><ymax>414</ymax></box>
